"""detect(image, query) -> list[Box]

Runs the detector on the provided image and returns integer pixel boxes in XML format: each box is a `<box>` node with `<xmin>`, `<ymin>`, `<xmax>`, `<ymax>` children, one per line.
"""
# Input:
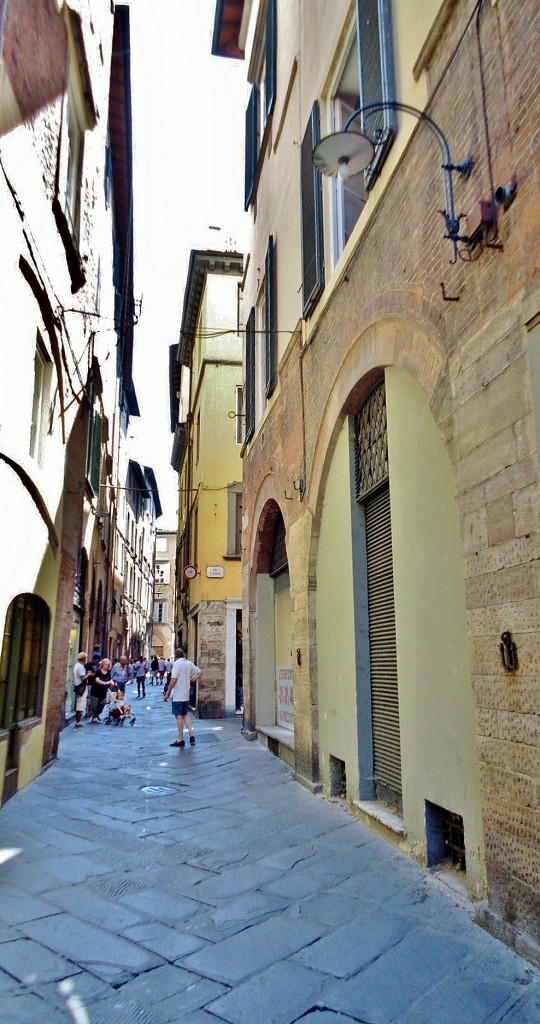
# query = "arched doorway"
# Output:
<box><xmin>316</xmin><ymin>366</ymin><xmax>486</xmax><ymax>896</ymax></box>
<box><xmin>251</xmin><ymin>501</ymin><xmax>293</xmax><ymax>744</ymax></box>
<box><xmin>0</xmin><ymin>593</ymin><xmax>50</xmax><ymax>802</ymax></box>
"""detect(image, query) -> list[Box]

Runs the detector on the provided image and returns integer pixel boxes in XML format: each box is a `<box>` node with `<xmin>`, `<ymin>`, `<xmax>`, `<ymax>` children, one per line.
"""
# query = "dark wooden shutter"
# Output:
<box><xmin>245</xmin><ymin>83</ymin><xmax>258</xmax><ymax>210</ymax></box>
<box><xmin>265</xmin><ymin>235</ymin><xmax>277</xmax><ymax>397</ymax></box>
<box><xmin>245</xmin><ymin>308</ymin><xmax>255</xmax><ymax>441</ymax></box>
<box><xmin>300</xmin><ymin>103</ymin><xmax>325</xmax><ymax>318</ymax></box>
<box><xmin>356</xmin><ymin>0</ymin><xmax>395</xmax><ymax>189</ymax></box>
<box><xmin>86</xmin><ymin>411</ymin><xmax>102</xmax><ymax>495</ymax></box>
<box><xmin>265</xmin><ymin>0</ymin><xmax>276</xmax><ymax>119</ymax></box>
<box><xmin>365</xmin><ymin>484</ymin><xmax>402</xmax><ymax>807</ymax></box>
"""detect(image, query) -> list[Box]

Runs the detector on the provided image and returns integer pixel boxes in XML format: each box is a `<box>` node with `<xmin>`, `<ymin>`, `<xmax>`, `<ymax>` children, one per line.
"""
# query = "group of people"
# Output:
<box><xmin>73</xmin><ymin>648</ymin><xmax>201</xmax><ymax>747</ymax></box>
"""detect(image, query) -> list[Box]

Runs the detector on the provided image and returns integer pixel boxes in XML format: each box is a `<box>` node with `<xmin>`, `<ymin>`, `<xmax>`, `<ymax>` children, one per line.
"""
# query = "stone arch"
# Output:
<box><xmin>244</xmin><ymin>481</ymin><xmax>293</xmax><ymax>738</ymax></box>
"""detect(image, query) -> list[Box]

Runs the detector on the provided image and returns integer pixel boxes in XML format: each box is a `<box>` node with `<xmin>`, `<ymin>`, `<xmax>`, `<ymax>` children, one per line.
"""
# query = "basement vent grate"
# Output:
<box><xmin>87</xmin><ymin>875</ymin><xmax>149</xmax><ymax>898</ymax></box>
<box><xmin>90</xmin><ymin>1001</ymin><xmax>164</xmax><ymax>1024</ymax></box>
<box><xmin>425</xmin><ymin>799</ymin><xmax>466</xmax><ymax>872</ymax></box>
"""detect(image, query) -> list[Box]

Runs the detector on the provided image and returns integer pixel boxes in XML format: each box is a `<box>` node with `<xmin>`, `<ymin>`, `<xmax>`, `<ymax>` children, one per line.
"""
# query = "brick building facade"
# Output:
<box><xmin>214</xmin><ymin>0</ymin><xmax>540</xmax><ymax>961</ymax></box>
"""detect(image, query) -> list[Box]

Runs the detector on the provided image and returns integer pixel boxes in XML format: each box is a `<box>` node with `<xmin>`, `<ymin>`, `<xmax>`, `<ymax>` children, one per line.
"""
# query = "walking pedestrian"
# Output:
<box><xmin>134</xmin><ymin>656</ymin><xmax>147</xmax><ymax>698</ymax></box>
<box><xmin>158</xmin><ymin>656</ymin><xmax>166</xmax><ymax>685</ymax></box>
<box><xmin>150</xmin><ymin>655</ymin><xmax>159</xmax><ymax>685</ymax></box>
<box><xmin>111</xmin><ymin>655</ymin><xmax>129</xmax><ymax>695</ymax></box>
<box><xmin>89</xmin><ymin>658</ymin><xmax>113</xmax><ymax>722</ymax></box>
<box><xmin>164</xmin><ymin>649</ymin><xmax>201</xmax><ymax>747</ymax></box>
<box><xmin>73</xmin><ymin>652</ymin><xmax>89</xmax><ymax>728</ymax></box>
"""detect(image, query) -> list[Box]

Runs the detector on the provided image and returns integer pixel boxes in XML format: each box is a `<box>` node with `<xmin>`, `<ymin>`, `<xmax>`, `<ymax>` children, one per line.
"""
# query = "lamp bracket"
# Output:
<box><xmin>339</xmin><ymin>101</ymin><xmax>474</xmax><ymax>264</ymax></box>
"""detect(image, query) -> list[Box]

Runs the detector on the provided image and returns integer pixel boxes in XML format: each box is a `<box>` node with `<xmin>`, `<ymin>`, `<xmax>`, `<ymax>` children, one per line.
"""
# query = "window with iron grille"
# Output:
<box><xmin>354</xmin><ymin>380</ymin><xmax>388</xmax><ymax>501</ymax></box>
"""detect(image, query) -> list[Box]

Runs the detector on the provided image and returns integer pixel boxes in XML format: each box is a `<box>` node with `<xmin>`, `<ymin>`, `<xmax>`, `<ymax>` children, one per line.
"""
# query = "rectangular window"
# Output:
<box><xmin>356</xmin><ymin>0</ymin><xmax>395</xmax><ymax>190</ymax></box>
<box><xmin>245</xmin><ymin>84</ymin><xmax>258</xmax><ymax>210</ymax></box>
<box><xmin>244</xmin><ymin>0</ymin><xmax>276</xmax><ymax>210</ymax></box>
<box><xmin>196</xmin><ymin>409</ymin><xmax>201</xmax><ymax>465</ymax></box>
<box><xmin>227</xmin><ymin>485</ymin><xmax>243</xmax><ymax>557</ymax></box>
<box><xmin>300</xmin><ymin>103</ymin><xmax>325</xmax><ymax>318</ymax></box>
<box><xmin>155</xmin><ymin>563</ymin><xmax>170</xmax><ymax>585</ymax></box>
<box><xmin>64</xmin><ymin>84</ymin><xmax>85</xmax><ymax>242</ymax></box>
<box><xmin>245</xmin><ymin>308</ymin><xmax>256</xmax><ymax>441</ymax></box>
<box><xmin>29</xmin><ymin>334</ymin><xmax>51</xmax><ymax>466</ymax></box>
<box><xmin>265</xmin><ymin>235</ymin><xmax>277</xmax><ymax>397</ymax></box>
<box><xmin>153</xmin><ymin>602</ymin><xmax>168</xmax><ymax>624</ymax></box>
<box><xmin>331</xmin><ymin>34</ymin><xmax>367</xmax><ymax>265</ymax></box>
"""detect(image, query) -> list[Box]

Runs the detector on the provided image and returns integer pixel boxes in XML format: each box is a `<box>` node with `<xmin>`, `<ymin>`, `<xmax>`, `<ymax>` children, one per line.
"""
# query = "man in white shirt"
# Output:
<box><xmin>163</xmin><ymin>648</ymin><xmax>201</xmax><ymax>747</ymax></box>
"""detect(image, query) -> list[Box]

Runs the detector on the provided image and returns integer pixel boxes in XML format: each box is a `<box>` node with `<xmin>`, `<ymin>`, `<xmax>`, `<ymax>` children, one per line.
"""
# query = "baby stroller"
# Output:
<box><xmin>104</xmin><ymin>691</ymin><xmax>136</xmax><ymax>726</ymax></box>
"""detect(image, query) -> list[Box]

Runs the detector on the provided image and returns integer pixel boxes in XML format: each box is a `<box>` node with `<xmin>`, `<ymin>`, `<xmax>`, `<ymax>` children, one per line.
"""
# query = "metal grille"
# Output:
<box><xmin>446</xmin><ymin>810</ymin><xmax>466</xmax><ymax>871</ymax></box>
<box><xmin>87</xmin><ymin>875</ymin><xmax>148</xmax><ymax>899</ymax></box>
<box><xmin>354</xmin><ymin>381</ymin><xmax>388</xmax><ymax>500</ymax></box>
<box><xmin>365</xmin><ymin>485</ymin><xmax>402</xmax><ymax>806</ymax></box>
<box><xmin>270</xmin><ymin>514</ymin><xmax>288</xmax><ymax>577</ymax></box>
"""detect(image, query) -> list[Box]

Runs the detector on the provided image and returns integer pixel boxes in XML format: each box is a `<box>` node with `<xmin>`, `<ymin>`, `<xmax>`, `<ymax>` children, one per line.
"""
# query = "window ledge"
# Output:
<box><xmin>353</xmin><ymin>799</ymin><xmax>405</xmax><ymax>837</ymax></box>
<box><xmin>256</xmin><ymin>723</ymin><xmax>294</xmax><ymax>750</ymax></box>
<box><xmin>223</xmin><ymin>554</ymin><xmax>241</xmax><ymax>561</ymax></box>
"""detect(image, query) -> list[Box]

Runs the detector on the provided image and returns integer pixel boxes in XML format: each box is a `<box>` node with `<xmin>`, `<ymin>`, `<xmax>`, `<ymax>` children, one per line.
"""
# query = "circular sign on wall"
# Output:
<box><xmin>183</xmin><ymin>565</ymin><xmax>197</xmax><ymax>581</ymax></box>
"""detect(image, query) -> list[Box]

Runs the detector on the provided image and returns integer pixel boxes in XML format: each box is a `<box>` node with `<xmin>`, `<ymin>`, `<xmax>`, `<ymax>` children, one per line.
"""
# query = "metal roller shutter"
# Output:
<box><xmin>365</xmin><ymin>484</ymin><xmax>402</xmax><ymax>805</ymax></box>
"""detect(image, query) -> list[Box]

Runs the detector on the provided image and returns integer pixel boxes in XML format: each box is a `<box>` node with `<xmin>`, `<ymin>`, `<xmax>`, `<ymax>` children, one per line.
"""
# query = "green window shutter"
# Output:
<box><xmin>245</xmin><ymin>84</ymin><xmax>258</xmax><ymax>210</ymax></box>
<box><xmin>245</xmin><ymin>308</ymin><xmax>256</xmax><ymax>441</ymax></box>
<box><xmin>300</xmin><ymin>103</ymin><xmax>325</xmax><ymax>319</ymax></box>
<box><xmin>356</xmin><ymin>0</ymin><xmax>395</xmax><ymax>190</ymax></box>
<box><xmin>265</xmin><ymin>0</ymin><xmax>276</xmax><ymax>119</ymax></box>
<box><xmin>87</xmin><ymin>412</ymin><xmax>102</xmax><ymax>495</ymax></box>
<box><xmin>265</xmin><ymin>235</ymin><xmax>277</xmax><ymax>398</ymax></box>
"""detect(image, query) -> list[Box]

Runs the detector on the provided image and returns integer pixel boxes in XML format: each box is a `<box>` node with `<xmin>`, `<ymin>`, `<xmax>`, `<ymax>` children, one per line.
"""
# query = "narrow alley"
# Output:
<box><xmin>0</xmin><ymin>687</ymin><xmax>538</xmax><ymax>1024</ymax></box>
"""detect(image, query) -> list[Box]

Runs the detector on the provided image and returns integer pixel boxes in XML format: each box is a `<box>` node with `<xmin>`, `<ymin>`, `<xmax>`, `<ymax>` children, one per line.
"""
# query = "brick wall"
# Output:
<box><xmin>242</xmin><ymin>0</ymin><xmax>540</xmax><ymax>952</ymax></box>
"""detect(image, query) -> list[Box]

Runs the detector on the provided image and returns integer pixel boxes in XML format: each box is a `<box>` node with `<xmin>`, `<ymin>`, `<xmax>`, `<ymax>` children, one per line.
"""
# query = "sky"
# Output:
<box><xmin>127</xmin><ymin>0</ymin><xmax>248</xmax><ymax>528</ymax></box>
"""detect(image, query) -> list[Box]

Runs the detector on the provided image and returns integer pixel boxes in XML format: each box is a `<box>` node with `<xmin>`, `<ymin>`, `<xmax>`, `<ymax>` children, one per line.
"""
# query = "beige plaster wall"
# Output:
<box><xmin>316</xmin><ymin>419</ymin><xmax>360</xmax><ymax>800</ymax></box>
<box><xmin>386</xmin><ymin>366</ymin><xmax>486</xmax><ymax>896</ymax></box>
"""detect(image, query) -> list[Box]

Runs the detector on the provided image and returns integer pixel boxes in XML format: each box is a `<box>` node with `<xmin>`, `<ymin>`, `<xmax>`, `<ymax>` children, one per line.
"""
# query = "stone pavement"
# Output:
<box><xmin>0</xmin><ymin>684</ymin><xmax>539</xmax><ymax>1024</ymax></box>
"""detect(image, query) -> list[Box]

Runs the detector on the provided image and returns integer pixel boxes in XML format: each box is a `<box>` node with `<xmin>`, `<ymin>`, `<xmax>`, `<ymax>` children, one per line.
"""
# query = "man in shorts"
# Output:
<box><xmin>163</xmin><ymin>648</ymin><xmax>201</xmax><ymax>747</ymax></box>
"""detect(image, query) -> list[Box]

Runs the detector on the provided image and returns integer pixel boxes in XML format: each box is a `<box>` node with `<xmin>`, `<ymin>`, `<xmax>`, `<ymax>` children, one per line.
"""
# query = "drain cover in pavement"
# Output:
<box><xmin>140</xmin><ymin>785</ymin><xmax>176</xmax><ymax>796</ymax></box>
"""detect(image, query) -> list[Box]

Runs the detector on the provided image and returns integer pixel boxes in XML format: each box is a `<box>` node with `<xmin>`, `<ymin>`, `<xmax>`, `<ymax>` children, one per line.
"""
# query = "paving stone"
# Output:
<box><xmin>323</xmin><ymin>927</ymin><xmax>471</xmax><ymax>1022</ymax></box>
<box><xmin>294</xmin><ymin>1014</ymin><xmax>369</xmax><ymax>1023</ymax></box>
<box><xmin>207</xmin><ymin>959</ymin><xmax>331</xmax><ymax>1024</ymax></box>
<box><xmin>290</xmin><ymin>892</ymin><xmax>371</xmax><ymax>928</ymax></box>
<box><xmin>293</xmin><ymin>907</ymin><xmax>412</xmax><ymax>978</ymax></box>
<box><xmin>499</xmin><ymin>983</ymin><xmax>540</xmax><ymax>1022</ymax></box>
<box><xmin>0</xmin><ymin>937</ymin><xmax>79</xmax><ymax>984</ymax></box>
<box><xmin>35</xmin><ymin>853</ymin><xmax>111</xmax><ymax>884</ymax></box>
<box><xmin>153</xmin><ymin>978</ymin><xmax>230</xmax><ymax>1020</ymax></box>
<box><xmin>0</xmin><ymin>886</ymin><xmax>60</xmax><ymax>925</ymax></box>
<box><xmin>397</xmin><ymin>973</ymin><xmax>528</xmax><ymax>1024</ymax></box>
<box><xmin>0</xmin><ymin>990</ymin><xmax>59</xmax><ymax>1023</ymax></box>
<box><xmin>116</xmin><ymin>963</ymin><xmax>204</xmax><ymax>1002</ymax></box>
<box><xmin>41</xmin><ymin>884</ymin><xmax>144</xmax><ymax>930</ymax></box>
<box><xmin>0</xmin><ymin>702</ymin><xmax>538</xmax><ymax>1024</ymax></box>
<box><xmin>118</xmin><ymin>886</ymin><xmax>206</xmax><ymax>920</ymax></box>
<box><xmin>182</xmin><ymin>915</ymin><xmax>325</xmax><ymax>984</ymax></box>
<box><xmin>20</xmin><ymin>911</ymin><xmax>164</xmax><ymax>983</ymax></box>
<box><xmin>191</xmin><ymin>863</ymin><xmax>283</xmax><ymax>904</ymax></box>
<box><xmin>187</xmin><ymin>891</ymin><xmax>289</xmax><ymax>942</ymax></box>
<box><xmin>132</xmin><ymin>922</ymin><xmax>206</xmax><ymax>960</ymax></box>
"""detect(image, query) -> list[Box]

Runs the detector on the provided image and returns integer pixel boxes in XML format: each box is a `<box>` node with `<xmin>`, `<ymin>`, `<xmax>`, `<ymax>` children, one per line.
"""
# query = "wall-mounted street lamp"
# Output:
<box><xmin>312</xmin><ymin>101</ymin><xmax>474</xmax><ymax>264</ymax></box>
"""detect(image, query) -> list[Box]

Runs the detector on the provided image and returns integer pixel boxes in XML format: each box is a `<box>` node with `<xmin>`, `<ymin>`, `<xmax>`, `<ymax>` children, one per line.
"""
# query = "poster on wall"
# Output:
<box><xmin>277</xmin><ymin>665</ymin><xmax>294</xmax><ymax>731</ymax></box>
